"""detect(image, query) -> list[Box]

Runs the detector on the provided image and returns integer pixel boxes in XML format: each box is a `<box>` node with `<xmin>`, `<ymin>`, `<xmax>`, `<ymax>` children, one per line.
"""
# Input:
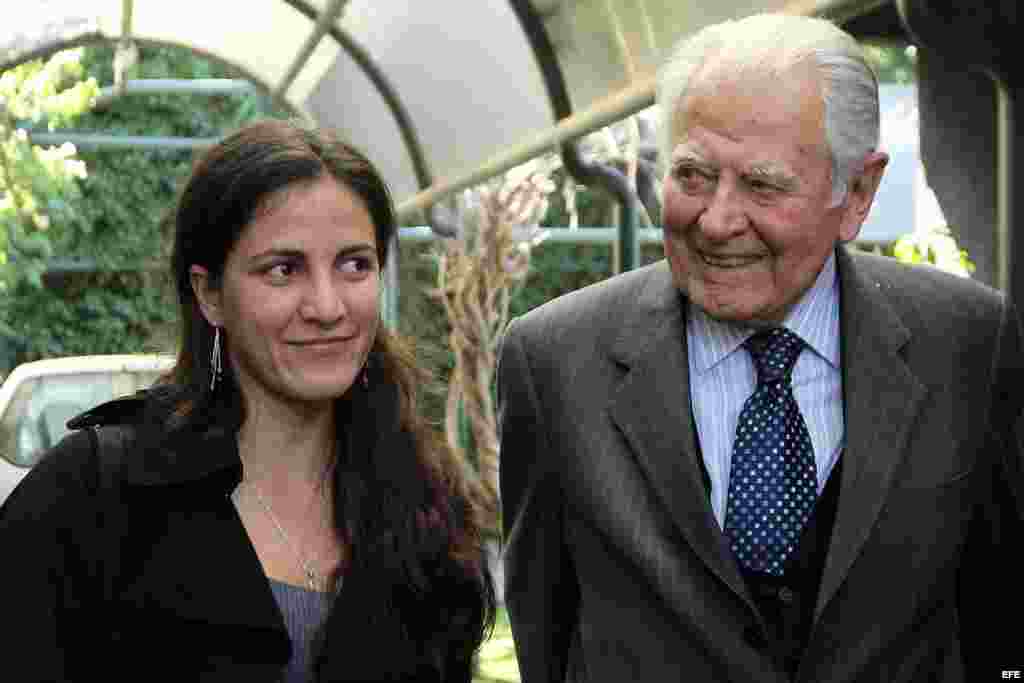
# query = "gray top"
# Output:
<box><xmin>269</xmin><ymin>579</ymin><xmax>333</xmax><ymax>682</ymax></box>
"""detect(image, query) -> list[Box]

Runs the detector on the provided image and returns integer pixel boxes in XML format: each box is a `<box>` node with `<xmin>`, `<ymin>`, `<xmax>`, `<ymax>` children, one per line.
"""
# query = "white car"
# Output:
<box><xmin>0</xmin><ymin>354</ymin><xmax>173</xmax><ymax>504</ymax></box>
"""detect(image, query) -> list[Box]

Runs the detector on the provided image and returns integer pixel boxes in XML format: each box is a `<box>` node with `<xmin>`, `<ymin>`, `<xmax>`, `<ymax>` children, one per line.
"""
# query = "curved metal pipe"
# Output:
<box><xmin>282</xmin><ymin>0</ymin><xmax>452</xmax><ymax>237</ymax></box>
<box><xmin>283</xmin><ymin>0</ymin><xmax>458</xmax><ymax>328</ymax></box>
<box><xmin>635</xmin><ymin>157</ymin><xmax>660</xmax><ymax>225</ymax></box>
<box><xmin>507</xmin><ymin>0</ymin><xmax>641</xmax><ymax>271</ymax></box>
<box><xmin>275</xmin><ymin>0</ymin><xmax>348</xmax><ymax>101</ymax></box>
<box><xmin>634</xmin><ymin>116</ymin><xmax>662</xmax><ymax>223</ymax></box>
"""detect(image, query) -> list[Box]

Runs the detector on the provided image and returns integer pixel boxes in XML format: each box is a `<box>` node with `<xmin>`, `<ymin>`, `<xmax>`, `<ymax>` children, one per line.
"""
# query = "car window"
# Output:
<box><xmin>0</xmin><ymin>370</ymin><xmax>159</xmax><ymax>469</ymax></box>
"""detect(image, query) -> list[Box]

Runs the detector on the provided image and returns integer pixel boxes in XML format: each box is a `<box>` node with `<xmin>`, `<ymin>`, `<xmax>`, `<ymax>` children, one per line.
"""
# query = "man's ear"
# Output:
<box><xmin>838</xmin><ymin>151</ymin><xmax>889</xmax><ymax>242</ymax></box>
<box><xmin>189</xmin><ymin>265</ymin><xmax>223</xmax><ymax>327</ymax></box>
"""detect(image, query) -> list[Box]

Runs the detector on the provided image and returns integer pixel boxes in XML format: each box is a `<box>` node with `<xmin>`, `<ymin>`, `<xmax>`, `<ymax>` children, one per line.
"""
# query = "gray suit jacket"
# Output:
<box><xmin>497</xmin><ymin>247</ymin><xmax>1023</xmax><ymax>682</ymax></box>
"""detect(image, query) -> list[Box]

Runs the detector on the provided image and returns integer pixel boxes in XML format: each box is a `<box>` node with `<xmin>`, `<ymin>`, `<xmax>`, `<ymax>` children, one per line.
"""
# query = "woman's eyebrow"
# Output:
<box><xmin>247</xmin><ymin>242</ymin><xmax>377</xmax><ymax>263</ymax></box>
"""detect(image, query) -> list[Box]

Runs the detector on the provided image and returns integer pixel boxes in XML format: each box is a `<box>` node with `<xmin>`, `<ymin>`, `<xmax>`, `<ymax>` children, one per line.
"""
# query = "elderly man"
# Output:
<box><xmin>497</xmin><ymin>12</ymin><xmax>1022</xmax><ymax>683</ymax></box>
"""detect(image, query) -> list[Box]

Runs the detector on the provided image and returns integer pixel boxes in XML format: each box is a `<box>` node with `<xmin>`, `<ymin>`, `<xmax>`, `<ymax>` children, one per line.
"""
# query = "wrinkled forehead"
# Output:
<box><xmin>668</xmin><ymin>59</ymin><xmax>828</xmax><ymax>158</ymax></box>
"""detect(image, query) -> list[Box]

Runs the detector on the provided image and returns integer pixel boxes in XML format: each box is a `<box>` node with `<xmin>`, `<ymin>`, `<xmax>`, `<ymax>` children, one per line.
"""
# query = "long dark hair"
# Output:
<box><xmin>167</xmin><ymin>119</ymin><xmax>495</xmax><ymax>680</ymax></box>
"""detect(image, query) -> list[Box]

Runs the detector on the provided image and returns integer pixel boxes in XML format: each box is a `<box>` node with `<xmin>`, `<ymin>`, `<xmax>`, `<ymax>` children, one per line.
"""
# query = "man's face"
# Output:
<box><xmin>662</xmin><ymin>67</ymin><xmax>863</xmax><ymax>325</ymax></box>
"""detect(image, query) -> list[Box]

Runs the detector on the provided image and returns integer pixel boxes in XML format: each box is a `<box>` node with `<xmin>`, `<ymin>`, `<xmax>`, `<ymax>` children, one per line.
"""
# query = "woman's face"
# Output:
<box><xmin>192</xmin><ymin>175</ymin><xmax>380</xmax><ymax>410</ymax></box>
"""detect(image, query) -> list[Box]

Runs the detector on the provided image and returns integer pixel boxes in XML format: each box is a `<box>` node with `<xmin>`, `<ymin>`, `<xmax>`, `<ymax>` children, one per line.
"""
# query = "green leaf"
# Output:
<box><xmin>1</xmin><ymin>42</ymin><xmax>293</xmax><ymax>372</ymax></box>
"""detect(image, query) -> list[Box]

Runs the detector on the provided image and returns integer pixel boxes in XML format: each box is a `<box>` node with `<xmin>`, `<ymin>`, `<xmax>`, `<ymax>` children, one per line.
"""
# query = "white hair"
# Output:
<box><xmin>656</xmin><ymin>13</ymin><xmax>879</xmax><ymax>206</ymax></box>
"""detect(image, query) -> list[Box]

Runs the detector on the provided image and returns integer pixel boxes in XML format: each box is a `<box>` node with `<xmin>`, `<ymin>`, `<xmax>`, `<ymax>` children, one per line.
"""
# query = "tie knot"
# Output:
<box><xmin>743</xmin><ymin>328</ymin><xmax>804</xmax><ymax>384</ymax></box>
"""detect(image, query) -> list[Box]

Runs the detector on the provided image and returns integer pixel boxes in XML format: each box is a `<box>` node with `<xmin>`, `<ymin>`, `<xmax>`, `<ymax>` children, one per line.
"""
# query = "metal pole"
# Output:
<box><xmin>382</xmin><ymin>234</ymin><xmax>400</xmax><ymax>330</ymax></box>
<box><xmin>508</xmin><ymin>0</ymin><xmax>642</xmax><ymax>273</ymax></box>
<box><xmin>397</xmin><ymin>225</ymin><xmax>664</xmax><ymax>245</ymax></box>
<box><xmin>92</xmin><ymin>78</ymin><xmax>257</xmax><ymax>109</ymax></box>
<box><xmin>274</xmin><ymin>0</ymin><xmax>348</xmax><ymax>100</ymax></box>
<box><xmin>395</xmin><ymin>76</ymin><xmax>656</xmax><ymax>222</ymax></box>
<box><xmin>115</xmin><ymin>0</ymin><xmax>135</xmax><ymax>98</ymax></box>
<box><xmin>24</xmin><ymin>131</ymin><xmax>219</xmax><ymax>150</ymax></box>
<box><xmin>395</xmin><ymin>0</ymin><xmax>877</xmax><ymax>223</ymax></box>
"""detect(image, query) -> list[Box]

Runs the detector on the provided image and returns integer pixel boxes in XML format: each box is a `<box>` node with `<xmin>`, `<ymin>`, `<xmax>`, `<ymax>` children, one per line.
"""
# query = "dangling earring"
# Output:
<box><xmin>360</xmin><ymin>355</ymin><xmax>371</xmax><ymax>388</ymax></box>
<box><xmin>210</xmin><ymin>326</ymin><xmax>223</xmax><ymax>392</ymax></box>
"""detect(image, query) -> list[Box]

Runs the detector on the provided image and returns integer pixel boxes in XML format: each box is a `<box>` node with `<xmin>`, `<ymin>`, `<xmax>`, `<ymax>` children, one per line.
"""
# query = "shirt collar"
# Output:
<box><xmin>688</xmin><ymin>250</ymin><xmax>841</xmax><ymax>373</ymax></box>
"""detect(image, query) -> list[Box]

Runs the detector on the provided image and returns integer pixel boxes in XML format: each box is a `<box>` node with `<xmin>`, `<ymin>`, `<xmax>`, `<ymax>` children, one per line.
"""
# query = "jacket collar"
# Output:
<box><xmin>814</xmin><ymin>245</ymin><xmax>925</xmax><ymax>621</ymax></box>
<box><xmin>605</xmin><ymin>262</ymin><xmax>753</xmax><ymax>604</ymax></box>
<box><xmin>70</xmin><ymin>392</ymin><xmax>243</xmax><ymax>494</ymax></box>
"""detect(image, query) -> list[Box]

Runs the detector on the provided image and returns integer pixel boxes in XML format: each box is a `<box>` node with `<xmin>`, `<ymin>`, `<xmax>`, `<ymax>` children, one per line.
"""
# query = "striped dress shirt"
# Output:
<box><xmin>687</xmin><ymin>252</ymin><xmax>844</xmax><ymax>527</ymax></box>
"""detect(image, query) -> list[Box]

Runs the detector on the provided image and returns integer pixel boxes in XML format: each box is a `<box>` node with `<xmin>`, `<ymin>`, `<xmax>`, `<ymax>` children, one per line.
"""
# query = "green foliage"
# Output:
<box><xmin>0</xmin><ymin>131</ymin><xmax>88</xmax><ymax>283</ymax></box>
<box><xmin>883</xmin><ymin>225</ymin><xmax>975</xmax><ymax>277</ymax></box>
<box><xmin>508</xmin><ymin>242</ymin><xmax>611</xmax><ymax>316</ymax></box>
<box><xmin>75</xmin><ymin>43</ymin><xmax>283</xmax><ymax>137</ymax></box>
<box><xmin>0</xmin><ymin>50</ymin><xmax>99</xmax><ymax>129</ymax></box>
<box><xmin>1</xmin><ymin>49</ymin><xmax>97</xmax><ymax>303</ymax></box>
<box><xmin>0</xmin><ymin>43</ymin><xmax>288</xmax><ymax>373</ymax></box>
<box><xmin>474</xmin><ymin>606</ymin><xmax>519</xmax><ymax>682</ymax></box>
<box><xmin>540</xmin><ymin>171</ymin><xmax>616</xmax><ymax>228</ymax></box>
<box><xmin>863</xmin><ymin>43</ymin><xmax>918</xmax><ymax>85</ymax></box>
<box><xmin>0</xmin><ymin>272</ymin><xmax>171</xmax><ymax>358</ymax></box>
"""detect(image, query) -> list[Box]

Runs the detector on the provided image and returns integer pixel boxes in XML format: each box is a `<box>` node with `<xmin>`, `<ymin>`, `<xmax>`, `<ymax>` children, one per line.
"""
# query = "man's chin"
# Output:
<box><xmin>691</xmin><ymin>296</ymin><xmax>784</xmax><ymax>327</ymax></box>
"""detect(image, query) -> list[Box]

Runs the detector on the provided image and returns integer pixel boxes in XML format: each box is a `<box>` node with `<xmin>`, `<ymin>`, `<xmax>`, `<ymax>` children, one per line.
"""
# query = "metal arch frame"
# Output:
<box><xmin>280</xmin><ymin>0</ymin><xmax>434</xmax><ymax>198</ymax></box>
<box><xmin>7</xmin><ymin>34</ymin><xmax>303</xmax><ymax>121</ymax></box>
<box><xmin>274</xmin><ymin>0</ymin><xmax>349</xmax><ymax>102</ymax></box>
<box><xmin>394</xmin><ymin>0</ymin><xmax>897</xmax><ymax>223</ymax></box>
<box><xmin>507</xmin><ymin>0</ymin><xmax>642</xmax><ymax>273</ymax></box>
<box><xmin>279</xmin><ymin>0</ymin><xmax>447</xmax><ymax>329</ymax></box>
<box><xmin>2</xmin><ymin>1</ymin><xmax>435</xmax><ymax>203</ymax></box>
<box><xmin>6</xmin><ymin>0</ymin><xmax>438</xmax><ymax>329</ymax></box>
<box><xmin>277</xmin><ymin>1</ymin><xmax>463</xmax><ymax>239</ymax></box>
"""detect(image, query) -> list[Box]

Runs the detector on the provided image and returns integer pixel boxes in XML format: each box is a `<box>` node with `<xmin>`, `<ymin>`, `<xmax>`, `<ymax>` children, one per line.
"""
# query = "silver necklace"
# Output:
<box><xmin>237</xmin><ymin>480</ymin><xmax>328</xmax><ymax>591</ymax></box>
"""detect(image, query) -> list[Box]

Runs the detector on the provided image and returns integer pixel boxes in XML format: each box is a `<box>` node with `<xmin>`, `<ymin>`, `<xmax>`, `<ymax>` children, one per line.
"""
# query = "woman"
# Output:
<box><xmin>0</xmin><ymin>119</ymin><xmax>495</xmax><ymax>681</ymax></box>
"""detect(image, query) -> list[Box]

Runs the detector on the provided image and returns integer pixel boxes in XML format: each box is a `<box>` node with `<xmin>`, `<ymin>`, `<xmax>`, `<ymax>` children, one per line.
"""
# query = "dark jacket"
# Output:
<box><xmin>498</xmin><ymin>248</ymin><xmax>1024</xmax><ymax>682</ymax></box>
<box><xmin>0</xmin><ymin>391</ymin><xmax>484</xmax><ymax>682</ymax></box>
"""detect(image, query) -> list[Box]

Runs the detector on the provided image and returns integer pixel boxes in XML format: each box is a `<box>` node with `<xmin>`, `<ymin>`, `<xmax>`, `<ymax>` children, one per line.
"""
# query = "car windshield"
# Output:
<box><xmin>0</xmin><ymin>370</ymin><xmax>160</xmax><ymax>468</ymax></box>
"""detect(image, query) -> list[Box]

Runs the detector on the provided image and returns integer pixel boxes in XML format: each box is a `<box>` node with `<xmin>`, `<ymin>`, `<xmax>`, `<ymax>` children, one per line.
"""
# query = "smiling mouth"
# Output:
<box><xmin>699</xmin><ymin>252</ymin><xmax>761</xmax><ymax>269</ymax></box>
<box><xmin>289</xmin><ymin>337</ymin><xmax>355</xmax><ymax>347</ymax></box>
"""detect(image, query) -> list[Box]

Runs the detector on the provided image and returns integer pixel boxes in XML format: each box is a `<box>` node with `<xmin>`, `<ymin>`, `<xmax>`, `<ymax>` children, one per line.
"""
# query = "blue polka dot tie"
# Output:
<box><xmin>723</xmin><ymin>328</ymin><xmax>817</xmax><ymax>576</ymax></box>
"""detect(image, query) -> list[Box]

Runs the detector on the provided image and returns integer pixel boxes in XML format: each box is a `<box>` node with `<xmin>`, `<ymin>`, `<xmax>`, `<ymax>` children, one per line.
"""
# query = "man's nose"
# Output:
<box><xmin>299</xmin><ymin>271</ymin><xmax>346</xmax><ymax>324</ymax></box>
<box><xmin>698</xmin><ymin>176</ymin><xmax>748</xmax><ymax>240</ymax></box>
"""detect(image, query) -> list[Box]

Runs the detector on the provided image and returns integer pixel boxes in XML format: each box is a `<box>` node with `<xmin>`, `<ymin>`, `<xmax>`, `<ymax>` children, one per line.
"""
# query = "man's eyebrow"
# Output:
<box><xmin>671</xmin><ymin>150</ymin><xmax>715</xmax><ymax>168</ymax></box>
<box><xmin>747</xmin><ymin>164</ymin><xmax>798</xmax><ymax>188</ymax></box>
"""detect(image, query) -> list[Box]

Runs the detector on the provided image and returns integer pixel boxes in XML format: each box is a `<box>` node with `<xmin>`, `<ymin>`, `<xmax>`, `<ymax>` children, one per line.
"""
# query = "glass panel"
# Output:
<box><xmin>0</xmin><ymin>370</ymin><xmax>158</xmax><ymax>469</ymax></box>
<box><xmin>0</xmin><ymin>378</ymin><xmax>41</xmax><ymax>468</ymax></box>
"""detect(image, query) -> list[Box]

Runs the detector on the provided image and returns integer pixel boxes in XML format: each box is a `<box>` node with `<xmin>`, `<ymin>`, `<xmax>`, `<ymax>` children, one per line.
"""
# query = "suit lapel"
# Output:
<box><xmin>814</xmin><ymin>248</ymin><xmax>928</xmax><ymax>622</ymax></box>
<box><xmin>607</xmin><ymin>263</ymin><xmax>753</xmax><ymax>608</ymax></box>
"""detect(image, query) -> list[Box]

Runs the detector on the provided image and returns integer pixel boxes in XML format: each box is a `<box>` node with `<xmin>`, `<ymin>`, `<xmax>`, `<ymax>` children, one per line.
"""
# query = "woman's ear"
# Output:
<box><xmin>190</xmin><ymin>265</ymin><xmax>223</xmax><ymax>327</ymax></box>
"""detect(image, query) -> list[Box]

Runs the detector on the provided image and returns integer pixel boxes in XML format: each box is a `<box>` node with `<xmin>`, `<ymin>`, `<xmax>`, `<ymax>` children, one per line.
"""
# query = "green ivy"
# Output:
<box><xmin>883</xmin><ymin>226</ymin><xmax>975</xmax><ymax>278</ymax></box>
<box><xmin>0</xmin><ymin>43</ymin><xmax>288</xmax><ymax>373</ymax></box>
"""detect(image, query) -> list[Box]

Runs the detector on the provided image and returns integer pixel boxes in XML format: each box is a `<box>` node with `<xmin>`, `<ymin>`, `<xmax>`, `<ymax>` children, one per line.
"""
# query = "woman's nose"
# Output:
<box><xmin>299</xmin><ymin>271</ymin><xmax>346</xmax><ymax>324</ymax></box>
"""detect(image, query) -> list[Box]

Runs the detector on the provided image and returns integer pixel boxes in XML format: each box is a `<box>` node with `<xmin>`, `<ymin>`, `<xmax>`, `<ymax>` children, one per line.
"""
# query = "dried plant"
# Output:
<box><xmin>428</xmin><ymin>114</ymin><xmax>653</xmax><ymax>525</ymax></box>
<box><xmin>429</xmin><ymin>162</ymin><xmax>552</xmax><ymax>524</ymax></box>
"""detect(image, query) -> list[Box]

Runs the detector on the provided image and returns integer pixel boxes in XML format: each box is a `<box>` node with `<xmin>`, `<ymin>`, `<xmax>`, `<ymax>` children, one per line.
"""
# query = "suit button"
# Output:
<box><xmin>743</xmin><ymin>626</ymin><xmax>768</xmax><ymax>650</ymax></box>
<box><xmin>777</xmin><ymin>586</ymin><xmax>795</xmax><ymax>604</ymax></box>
